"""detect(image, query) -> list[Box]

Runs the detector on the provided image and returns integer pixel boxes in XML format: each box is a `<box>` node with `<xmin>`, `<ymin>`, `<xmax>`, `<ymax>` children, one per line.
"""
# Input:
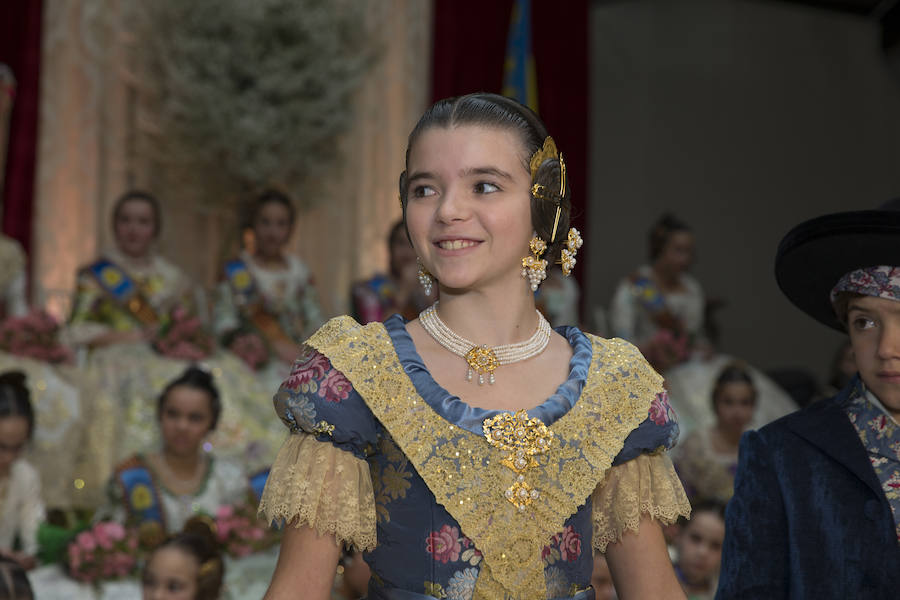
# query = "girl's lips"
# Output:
<box><xmin>433</xmin><ymin>239</ymin><xmax>482</xmax><ymax>253</ymax></box>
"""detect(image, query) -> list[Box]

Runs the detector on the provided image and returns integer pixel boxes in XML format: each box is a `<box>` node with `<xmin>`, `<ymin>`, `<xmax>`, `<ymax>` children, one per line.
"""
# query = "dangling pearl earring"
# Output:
<box><xmin>417</xmin><ymin>258</ymin><xmax>433</xmax><ymax>295</ymax></box>
<box><xmin>521</xmin><ymin>235</ymin><xmax>548</xmax><ymax>291</ymax></box>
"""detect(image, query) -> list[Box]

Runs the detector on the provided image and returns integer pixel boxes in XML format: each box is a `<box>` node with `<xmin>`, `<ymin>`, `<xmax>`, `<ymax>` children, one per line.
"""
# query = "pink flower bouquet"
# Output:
<box><xmin>152</xmin><ymin>307</ymin><xmax>214</xmax><ymax>361</ymax></box>
<box><xmin>228</xmin><ymin>331</ymin><xmax>270</xmax><ymax>371</ymax></box>
<box><xmin>0</xmin><ymin>309</ymin><xmax>73</xmax><ymax>364</ymax></box>
<box><xmin>641</xmin><ymin>328</ymin><xmax>691</xmax><ymax>373</ymax></box>
<box><xmin>66</xmin><ymin>521</ymin><xmax>139</xmax><ymax>584</ymax></box>
<box><xmin>214</xmin><ymin>502</ymin><xmax>280</xmax><ymax>557</ymax></box>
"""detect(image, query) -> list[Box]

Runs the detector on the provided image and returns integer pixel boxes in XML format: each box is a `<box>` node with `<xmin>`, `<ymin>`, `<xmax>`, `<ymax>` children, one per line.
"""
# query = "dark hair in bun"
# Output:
<box><xmin>0</xmin><ymin>556</ymin><xmax>33</xmax><ymax>600</ymax></box>
<box><xmin>147</xmin><ymin>518</ymin><xmax>224</xmax><ymax>600</ymax></box>
<box><xmin>157</xmin><ymin>367</ymin><xmax>221</xmax><ymax>431</ymax></box>
<box><xmin>648</xmin><ymin>213</ymin><xmax>691</xmax><ymax>261</ymax></box>
<box><xmin>0</xmin><ymin>371</ymin><xmax>33</xmax><ymax>439</ymax></box>
<box><xmin>399</xmin><ymin>93</ymin><xmax>573</xmax><ymax>266</ymax></box>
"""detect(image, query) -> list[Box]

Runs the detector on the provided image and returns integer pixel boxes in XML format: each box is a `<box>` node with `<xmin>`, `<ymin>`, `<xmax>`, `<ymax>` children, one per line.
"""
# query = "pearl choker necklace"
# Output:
<box><xmin>418</xmin><ymin>303</ymin><xmax>552</xmax><ymax>385</ymax></box>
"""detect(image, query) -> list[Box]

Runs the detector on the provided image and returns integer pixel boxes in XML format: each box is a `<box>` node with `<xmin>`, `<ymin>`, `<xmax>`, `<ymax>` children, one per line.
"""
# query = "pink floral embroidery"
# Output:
<box><xmin>426</xmin><ymin>525</ymin><xmax>462</xmax><ymax>564</ymax></box>
<box><xmin>556</xmin><ymin>526</ymin><xmax>582</xmax><ymax>562</ymax></box>
<box><xmin>318</xmin><ymin>369</ymin><xmax>352</xmax><ymax>403</ymax></box>
<box><xmin>284</xmin><ymin>351</ymin><xmax>331</xmax><ymax>389</ymax></box>
<box><xmin>541</xmin><ymin>544</ymin><xmax>553</xmax><ymax>562</ymax></box>
<box><xmin>649</xmin><ymin>392</ymin><xmax>675</xmax><ymax>426</ymax></box>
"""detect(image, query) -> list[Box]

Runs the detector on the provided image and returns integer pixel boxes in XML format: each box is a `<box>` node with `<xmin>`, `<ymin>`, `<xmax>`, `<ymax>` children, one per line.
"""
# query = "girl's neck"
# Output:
<box><xmin>161</xmin><ymin>448</ymin><xmax>202</xmax><ymax>478</ymax></box>
<box><xmin>115</xmin><ymin>247</ymin><xmax>152</xmax><ymax>268</ymax></box>
<box><xmin>651</xmin><ymin>263</ymin><xmax>680</xmax><ymax>289</ymax></box>
<box><xmin>252</xmin><ymin>249</ymin><xmax>287</xmax><ymax>269</ymax></box>
<box><xmin>433</xmin><ymin>282</ymin><xmax>538</xmax><ymax>347</ymax></box>
<box><xmin>712</xmin><ymin>424</ymin><xmax>743</xmax><ymax>452</ymax></box>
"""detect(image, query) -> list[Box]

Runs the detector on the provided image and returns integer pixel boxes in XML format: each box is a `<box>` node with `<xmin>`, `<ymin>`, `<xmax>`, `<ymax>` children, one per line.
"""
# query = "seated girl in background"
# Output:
<box><xmin>674</xmin><ymin>363</ymin><xmax>756</xmax><ymax>503</ymax></box>
<box><xmin>672</xmin><ymin>500</ymin><xmax>726</xmax><ymax>600</ymax></box>
<box><xmin>0</xmin><ymin>372</ymin><xmax>44</xmax><ymax>571</ymax></box>
<box><xmin>142</xmin><ymin>522</ymin><xmax>225</xmax><ymax>600</ymax></box>
<box><xmin>104</xmin><ymin>367</ymin><xmax>248</xmax><ymax>535</ymax></box>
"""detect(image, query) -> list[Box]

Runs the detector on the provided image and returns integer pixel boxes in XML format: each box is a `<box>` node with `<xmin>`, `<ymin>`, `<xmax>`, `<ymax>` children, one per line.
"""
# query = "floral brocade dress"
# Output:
<box><xmin>260</xmin><ymin>315</ymin><xmax>691</xmax><ymax>600</ymax></box>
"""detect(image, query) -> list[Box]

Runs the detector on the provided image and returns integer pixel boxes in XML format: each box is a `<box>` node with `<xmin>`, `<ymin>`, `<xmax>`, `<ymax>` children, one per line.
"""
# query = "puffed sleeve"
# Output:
<box><xmin>715</xmin><ymin>430</ymin><xmax>789</xmax><ymax>599</ymax></box>
<box><xmin>258</xmin><ymin>346</ymin><xmax>378</xmax><ymax>551</ymax></box>
<box><xmin>591</xmin><ymin>391</ymin><xmax>691</xmax><ymax>552</ymax></box>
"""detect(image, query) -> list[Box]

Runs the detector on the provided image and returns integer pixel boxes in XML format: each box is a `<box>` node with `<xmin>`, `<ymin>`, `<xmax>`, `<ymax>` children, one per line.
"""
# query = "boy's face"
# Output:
<box><xmin>676</xmin><ymin>512</ymin><xmax>725</xmax><ymax>585</ymax></box>
<box><xmin>847</xmin><ymin>295</ymin><xmax>900</xmax><ymax>418</ymax></box>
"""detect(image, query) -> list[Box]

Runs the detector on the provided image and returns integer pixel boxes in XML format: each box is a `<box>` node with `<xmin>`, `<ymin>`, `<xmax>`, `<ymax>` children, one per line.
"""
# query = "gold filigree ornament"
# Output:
<box><xmin>464</xmin><ymin>345</ymin><xmax>499</xmax><ymax>384</ymax></box>
<box><xmin>483</xmin><ymin>410</ymin><xmax>553</xmax><ymax>512</ymax></box>
<box><xmin>558</xmin><ymin>227</ymin><xmax>583</xmax><ymax>277</ymax></box>
<box><xmin>521</xmin><ymin>235</ymin><xmax>548</xmax><ymax>292</ymax></box>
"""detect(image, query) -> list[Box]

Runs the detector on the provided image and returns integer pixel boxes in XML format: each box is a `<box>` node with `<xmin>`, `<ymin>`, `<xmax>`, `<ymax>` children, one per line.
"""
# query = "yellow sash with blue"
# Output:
<box><xmin>224</xmin><ymin>258</ymin><xmax>295</xmax><ymax>346</ymax></box>
<box><xmin>87</xmin><ymin>259</ymin><xmax>158</xmax><ymax>325</ymax></box>
<box><xmin>114</xmin><ymin>457</ymin><xmax>166</xmax><ymax>531</ymax></box>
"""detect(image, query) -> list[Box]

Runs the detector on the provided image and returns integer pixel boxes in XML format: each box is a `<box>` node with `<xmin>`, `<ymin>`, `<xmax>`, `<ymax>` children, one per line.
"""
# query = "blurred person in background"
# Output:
<box><xmin>350</xmin><ymin>219</ymin><xmax>436</xmax><ymax>324</ymax></box>
<box><xmin>0</xmin><ymin>373</ymin><xmax>43</xmax><ymax>572</ymax></box>
<box><xmin>674</xmin><ymin>500</ymin><xmax>725</xmax><ymax>600</ymax></box>
<box><xmin>610</xmin><ymin>214</ymin><xmax>795</xmax><ymax>438</ymax></box>
<box><xmin>674</xmin><ymin>363</ymin><xmax>756</xmax><ymax>503</ymax></box>
<box><xmin>215</xmin><ymin>189</ymin><xmax>323</xmax><ymax>371</ymax></box>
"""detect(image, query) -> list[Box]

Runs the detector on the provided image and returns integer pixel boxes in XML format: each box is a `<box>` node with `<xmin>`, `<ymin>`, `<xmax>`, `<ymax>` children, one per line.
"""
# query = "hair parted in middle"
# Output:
<box><xmin>398</xmin><ymin>93</ymin><xmax>573</xmax><ymax>266</ymax></box>
<box><xmin>156</xmin><ymin>366</ymin><xmax>222</xmax><ymax>431</ymax></box>
<box><xmin>711</xmin><ymin>361</ymin><xmax>757</xmax><ymax>410</ymax></box>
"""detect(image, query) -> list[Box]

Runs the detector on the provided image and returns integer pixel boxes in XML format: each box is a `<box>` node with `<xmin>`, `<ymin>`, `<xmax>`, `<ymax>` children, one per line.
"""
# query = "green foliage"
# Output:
<box><xmin>141</xmin><ymin>0</ymin><xmax>374</xmax><ymax>208</ymax></box>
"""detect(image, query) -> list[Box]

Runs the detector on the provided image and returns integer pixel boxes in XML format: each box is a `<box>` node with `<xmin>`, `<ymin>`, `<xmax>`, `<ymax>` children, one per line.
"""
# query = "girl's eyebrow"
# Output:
<box><xmin>407</xmin><ymin>171</ymin><xmax>436</xmax><ymax>184</ymax></box>
<box><xmin>460</xmin><ymin>166</ymin><xmax>513</xmax><ymax>180</ymax></box>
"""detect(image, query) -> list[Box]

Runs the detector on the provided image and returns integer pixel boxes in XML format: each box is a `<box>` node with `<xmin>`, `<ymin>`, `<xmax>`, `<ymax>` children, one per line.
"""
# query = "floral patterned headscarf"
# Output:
<box><xmin>830</xmin><ymin>266</ymin><xmax>900</xmax><ymax>305</ymax></box>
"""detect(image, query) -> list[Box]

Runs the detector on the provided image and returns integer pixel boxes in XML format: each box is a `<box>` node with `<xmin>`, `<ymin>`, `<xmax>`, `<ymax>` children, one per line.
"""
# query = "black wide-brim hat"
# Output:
<box><xmin>775</xmin><ymin>209</ymin><xmax>900</xmax><ymax>331</ymax></box>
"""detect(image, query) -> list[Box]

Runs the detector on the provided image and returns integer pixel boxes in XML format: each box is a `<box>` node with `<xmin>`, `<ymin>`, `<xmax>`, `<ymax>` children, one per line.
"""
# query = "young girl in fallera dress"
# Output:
<box><xmin>260</xmin><ymin>93</ymin><xmax>691</xmax><ymax>600</ymax></box>
<box><xmin>0</xmin><ymin>372</ymin><xmax>44</xmax><ymax>573</ymax></box>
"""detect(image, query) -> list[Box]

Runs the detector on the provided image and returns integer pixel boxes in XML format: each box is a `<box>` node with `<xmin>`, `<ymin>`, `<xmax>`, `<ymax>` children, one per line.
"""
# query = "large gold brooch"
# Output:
<box><xmin>482</xmin><ymin>410</ymin><xmax>553</xmax><ymax>512</ymax></box>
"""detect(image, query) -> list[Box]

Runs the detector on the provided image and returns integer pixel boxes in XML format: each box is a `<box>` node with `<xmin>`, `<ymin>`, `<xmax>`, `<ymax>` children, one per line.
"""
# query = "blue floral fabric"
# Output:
<box><xmin>845</xmin><ymin>379</ymin><xmax>900</xmax><ymax>543</ymax></box>
<box><xmin>273</xmin><ymin>315</ymin><xmax>679</xmax><ymax>599</ymax></box>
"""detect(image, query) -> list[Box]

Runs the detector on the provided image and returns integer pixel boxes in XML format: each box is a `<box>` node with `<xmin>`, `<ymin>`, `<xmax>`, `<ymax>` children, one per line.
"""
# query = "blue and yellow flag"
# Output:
<box><xmin>502</xmin><ymin>0</ymin><xmax>538</xmax><ymax>112</ymax></box>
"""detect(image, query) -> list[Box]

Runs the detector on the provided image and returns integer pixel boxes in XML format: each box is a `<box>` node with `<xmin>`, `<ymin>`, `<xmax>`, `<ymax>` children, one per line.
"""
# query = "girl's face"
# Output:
<box><xmin>656</xmin><ymin>230</ymin><xmax>695</xmax><ymax>275</ymax></box>
<box><xmin>159</xmin><ymin>386</ymin><xmax>214</xmax><ymax>458</ymax></box>
<box><xmin>252</xmin><ymin>201</ymin><xmax>293</xmax><ymax>258</ymax></box>
<box><xmin>404</xmin><ymin>125</ymin><xmax>533</xmax><ymax>295</ymax></box>
<box><xmin>142</xmin><ymin>546</ymin><xmax>199</xmax><ymax>600</ymax></box>
<box><xmin>675</xmin><ymin>512</ymin><xmax>725</xmax><ymax>585</ymax></box>
<box><xmin>114</xmin><ymin>200</ymin><xmax>157</xmax><ymax>259</ymax></box>
<box><xmin>713</xmin><ymin>381</ymin><xmax>756</xmax><ymax>434</ymax></box>
<box><xmin>0</xmin><ymin>415</ymin><xmax>29</xmax><ymax>476</ymax></box>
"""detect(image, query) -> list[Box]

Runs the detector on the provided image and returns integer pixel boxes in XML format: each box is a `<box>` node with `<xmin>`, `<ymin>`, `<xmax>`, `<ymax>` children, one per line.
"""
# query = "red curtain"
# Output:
<box><xmin>0</xmin><ymin>0</ymin><xmax>43</xmax><ymax>257</ymax></box>
<box><xmin>430</xmin><ymin>0</ymin><xmax>589</xmax><ymax>238</ymax></box>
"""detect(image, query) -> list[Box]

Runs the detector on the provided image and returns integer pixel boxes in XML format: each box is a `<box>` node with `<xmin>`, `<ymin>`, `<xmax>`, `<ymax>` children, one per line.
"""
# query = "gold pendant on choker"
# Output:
<box><xmin>465</xmin><ymin>345</ymin><xmax>499</xmax><ymax>385</ymax></box>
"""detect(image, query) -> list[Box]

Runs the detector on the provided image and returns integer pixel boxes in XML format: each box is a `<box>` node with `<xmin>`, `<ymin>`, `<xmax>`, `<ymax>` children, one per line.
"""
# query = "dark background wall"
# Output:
<box><xmin>586</xmin><ymin>0</ymin><xmax>900</xmax><ymax>380</ymax></box>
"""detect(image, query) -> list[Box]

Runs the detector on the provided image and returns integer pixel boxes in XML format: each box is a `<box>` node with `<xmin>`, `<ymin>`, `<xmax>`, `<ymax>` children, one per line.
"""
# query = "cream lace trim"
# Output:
<box><xmin>258</xmin><ymin>433</ymin><xmax>377</xmax><ymax>551</ymax></box>
<box><xmin>591</xmin><ymin>450</ymin><xmax>691</xmax><ymax>553</ymax></box>
<box><xmin>308</xmin><ymin>316</ymin><xmax>664</xmax><ymax>600</ymax></box>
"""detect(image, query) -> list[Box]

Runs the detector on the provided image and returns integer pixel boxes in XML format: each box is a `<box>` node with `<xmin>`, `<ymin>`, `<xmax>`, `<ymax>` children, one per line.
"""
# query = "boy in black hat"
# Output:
<box><xmin>716</xmin><ymin>210</ymin><xmax>900</xmax><ymax>599</ymax></box>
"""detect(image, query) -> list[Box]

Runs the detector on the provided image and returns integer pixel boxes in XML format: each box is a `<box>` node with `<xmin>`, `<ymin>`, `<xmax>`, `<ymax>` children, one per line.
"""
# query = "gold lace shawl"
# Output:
<box><xmin>301</xmin><ymin>316</ymin><xmax>674</xmax><ymax>600</ymax></box>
